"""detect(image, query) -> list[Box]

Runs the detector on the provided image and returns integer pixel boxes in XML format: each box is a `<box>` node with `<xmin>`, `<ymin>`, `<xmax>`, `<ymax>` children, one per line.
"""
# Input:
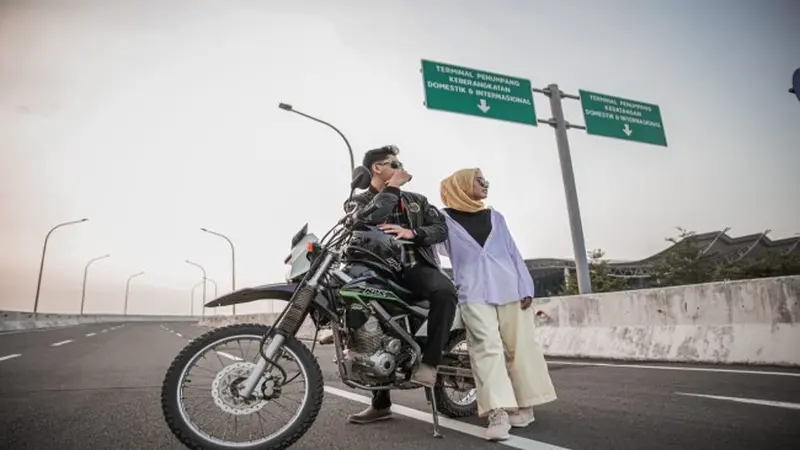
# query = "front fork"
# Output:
<box><xmin>238</xmin><ymin>252</ymin><xmax>335</xmax><ymax>398</ymax></box>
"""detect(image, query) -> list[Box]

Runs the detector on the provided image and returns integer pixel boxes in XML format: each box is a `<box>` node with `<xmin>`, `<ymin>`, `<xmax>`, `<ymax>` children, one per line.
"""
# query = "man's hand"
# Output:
<box><xmin>378</xmin><ymin>223</ymin><xmax>415</xmax><ymax>240</ymax></box>
<box><xmin>521</xmin><ymin>297</ymin><xmax>533</xmax><ymax>310</ymax></box>
<box><xmin>387</xmin><ymin>169</ymin><xmax>412</xmax><ymax>188</ymax></box>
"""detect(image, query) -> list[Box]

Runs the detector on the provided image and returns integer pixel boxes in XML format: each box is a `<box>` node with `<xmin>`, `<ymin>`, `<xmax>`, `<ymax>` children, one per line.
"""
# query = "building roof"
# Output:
<box><xmin>522</xmin><ymin>230</ymin><xmax>800</xmax><ymax>279</ymax></box>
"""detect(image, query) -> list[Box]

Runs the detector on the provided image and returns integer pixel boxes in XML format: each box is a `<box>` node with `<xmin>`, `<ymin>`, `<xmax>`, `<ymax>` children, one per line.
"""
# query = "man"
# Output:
<box><xmin>344</xmin><ymin>145</ymin><xmax>458</xmax><ymax>425</ymax></box>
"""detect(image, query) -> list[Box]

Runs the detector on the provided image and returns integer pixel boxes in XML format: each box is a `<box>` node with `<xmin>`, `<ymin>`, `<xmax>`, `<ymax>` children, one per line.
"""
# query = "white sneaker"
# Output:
<box><xmin>486</xmin><ymin>409</ymin><xmax>511</xmax><ymax>441</ymax></box>
<box><xmin>509</xmin><ymin>407</ymin><xmax>535</xmax><ymax>428</ymax></box>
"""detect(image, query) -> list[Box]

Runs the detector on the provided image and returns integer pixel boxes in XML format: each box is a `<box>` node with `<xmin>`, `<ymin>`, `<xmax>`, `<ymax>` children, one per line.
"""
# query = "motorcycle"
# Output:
<box><xmin>160</xmin><ymin>166</ymin><xmax>478</xmax><ymax>449</ymax></box>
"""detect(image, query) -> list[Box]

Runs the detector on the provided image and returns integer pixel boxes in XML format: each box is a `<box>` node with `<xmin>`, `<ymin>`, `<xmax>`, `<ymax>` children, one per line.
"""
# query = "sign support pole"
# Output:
<box><xmin>536</xmin><ymin>84</ymin><xmax>592</xmax><ymax>294</ymax></box>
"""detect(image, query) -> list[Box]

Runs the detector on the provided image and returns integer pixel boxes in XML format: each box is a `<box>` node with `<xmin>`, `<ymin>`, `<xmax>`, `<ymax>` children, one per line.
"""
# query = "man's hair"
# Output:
<box><xmin>362</xmin><ymin>145</ymin><xmax>399</xmax><ymax>173</ymax></box>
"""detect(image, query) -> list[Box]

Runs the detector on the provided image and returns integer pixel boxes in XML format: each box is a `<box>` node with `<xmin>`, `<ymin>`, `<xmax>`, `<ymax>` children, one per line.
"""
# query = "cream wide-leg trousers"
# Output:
<box><xmin>460</xmin><ymin>301</ymin><xmax>557</xmax><ymax>418</ymax></box>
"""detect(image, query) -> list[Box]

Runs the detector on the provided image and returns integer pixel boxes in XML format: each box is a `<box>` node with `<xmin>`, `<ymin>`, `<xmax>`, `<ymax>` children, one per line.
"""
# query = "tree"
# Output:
<box><xmin>649</xmin><ymin>227</ymin><xmax>719</xmax><ymax>287</ymax></box>
<box><xmin>559</xmin><ymin>249</ymin><xmax>629</xmax><ymax>295</ymax></box>
<box><xmin>717</xmin><ymin>251</ymin><xmax>800</xmax><ymax>280</ymax></box>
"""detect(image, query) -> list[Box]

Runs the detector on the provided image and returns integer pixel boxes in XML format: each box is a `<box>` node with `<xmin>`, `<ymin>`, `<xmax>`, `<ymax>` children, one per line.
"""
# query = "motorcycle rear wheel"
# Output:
<box><xmin>161</xmin><ymin>323</ymin><xmax>324</xmax><ymax>450</ymax></box>
<box><xmin>434</xmin><ymin>330</ymin><xmax>478</xmax><ymax>418</ymax></box>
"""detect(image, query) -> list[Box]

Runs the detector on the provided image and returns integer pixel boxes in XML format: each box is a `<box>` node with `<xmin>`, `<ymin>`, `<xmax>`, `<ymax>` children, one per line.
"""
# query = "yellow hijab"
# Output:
<box><xmin>440</xmin><ymin>168</ymin><xmax>486</xmax><ymax>213</ymax></box>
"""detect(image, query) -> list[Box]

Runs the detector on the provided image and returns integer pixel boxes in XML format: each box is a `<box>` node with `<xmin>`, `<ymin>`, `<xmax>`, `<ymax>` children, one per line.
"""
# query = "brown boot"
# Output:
<box><xmin>410</xmin><ymin>363</ymin><xmax>438</xmax><ymax>387</ymax></box>
<box><xmin>347</xmin><ymin>406</ymin><xmax>392</xmax><ymax>424</ymax></box>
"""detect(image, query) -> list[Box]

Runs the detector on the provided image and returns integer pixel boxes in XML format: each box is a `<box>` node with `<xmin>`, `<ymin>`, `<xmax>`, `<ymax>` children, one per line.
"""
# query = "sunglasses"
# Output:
<box><xmin>376</xmin><ymin>160</ymin><xmax>404</xmax><ymax>169</ymax></box>
<box><xmin>476</xmin><ymin>177</ymin><xmax>490</xmax><ymax>188</ymax></box>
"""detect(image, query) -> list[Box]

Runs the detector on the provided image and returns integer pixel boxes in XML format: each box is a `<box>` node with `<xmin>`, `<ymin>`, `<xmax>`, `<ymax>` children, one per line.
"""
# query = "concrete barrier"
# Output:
<box><xmin>197</xmin><ymin>313</ymin><xmax>318</xmax><ymax>340</ymax></box>
<box><xmin>533</xmin><ymin>275</ymin><xmax>800</xmax><ymax>367</ymax></box>
<box><xmin>0</xmin><ymin>310</ymin><xmax>198</xmax><ymax>332</ymax></box>
<box><xmin>193</xmin><ymin>276</ymin><xmax>800</xmax><ymax>367</ymax></box>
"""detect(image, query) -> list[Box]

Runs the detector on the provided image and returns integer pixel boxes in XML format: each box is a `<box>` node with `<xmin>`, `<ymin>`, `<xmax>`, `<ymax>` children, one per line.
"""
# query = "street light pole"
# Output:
<box><xmin>33</xmin><ymin>218</ymin><xmax>89</xmax><ymax>314</ymax></box>
<box><xmin>206</xmin><ymin>278</ymin><xmax>218</xmax><ymax>298</ymax></box>
<box><xmin>81</xmin><ymin>254</ymin><xmax>110</xmax><ymax>315</ymax></box>
<box><xmin>278</xmin><ymin>102</ymin><xmax>355</xmax><ymax>174</ymax></box>
<box><xmin>191</xmin><ymin>279</ymin><xmax>216</xmax><ymax>318</ymax></box>
<box><xmin>185</xmin><ymin>260</ymin><xmax>207</xmax><ymax>316</ymax></box>
<box><xmin>200</xmin><ymin>227</ymin><xmax>236</xmax><ymax>315</ymax></box>
<box><xmin>124</xmin><ymin>271</ymin><xmax>145</xmax><ymax>315</ymax></box>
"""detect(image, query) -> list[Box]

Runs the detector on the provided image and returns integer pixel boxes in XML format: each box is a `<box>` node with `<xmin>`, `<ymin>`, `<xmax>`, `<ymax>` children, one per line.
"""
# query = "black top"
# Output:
<box><xmin>443</xmin><ymin>208</ymin><xmax>492</xmax><ymax>247</ymax></box>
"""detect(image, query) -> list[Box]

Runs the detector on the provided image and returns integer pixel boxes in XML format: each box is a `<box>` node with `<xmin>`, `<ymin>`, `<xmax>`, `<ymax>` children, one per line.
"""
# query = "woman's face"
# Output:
<box><xmin>472</xmin><ymin>169</ymin><xmax>489</xmax><ymax>200</ymax></box>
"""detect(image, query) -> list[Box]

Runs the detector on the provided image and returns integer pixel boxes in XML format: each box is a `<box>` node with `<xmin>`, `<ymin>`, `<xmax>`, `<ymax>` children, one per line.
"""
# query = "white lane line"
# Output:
<box><xmin>175</xmin><ymin>333</ymin><xmax>183</xmax><ymax>338</ymax></box>
<box><xmin>101</xmin><ymin>329</ymin><xmax>108</xmax><ymax>333</ymax></box>
<box><xmin>51</xmin><ymin>340</ymin><xmax>73</xmax><ymax>347</ymax></box>
<box><xmin>324</xmin><ymin>386</ymin><xmax>569</xmax><ymax>449</ymax></box>
<box><xmin>548</xmin><ymin>361</ymin><xmax>800</xmax><ymax>377</ymax></box>
<box><xmin>216</xmin><ymin>351</ymin><xmax>243</xmax><ymax>361</ymax></box>
<box><xmin>676</xmin><ymin>392</ymin><xmax>800</xmax><ymax>410</ymax></box>
<box><xmin>86</xmin><ymin>333</ymin><xmax>96</xmax><ymax>337</ymax></box>
<box><xmin>0</xmin><ymin>354</ymin><xmax>21</xmax><ymax>362</ymax></box>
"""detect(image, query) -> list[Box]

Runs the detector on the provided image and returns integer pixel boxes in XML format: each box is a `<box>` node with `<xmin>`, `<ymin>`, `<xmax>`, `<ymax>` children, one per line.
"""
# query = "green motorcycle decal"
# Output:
<box><xmin>339</xmin><ymin>282</ymin><xmax>408</xmax><ymax>307</ymax></box>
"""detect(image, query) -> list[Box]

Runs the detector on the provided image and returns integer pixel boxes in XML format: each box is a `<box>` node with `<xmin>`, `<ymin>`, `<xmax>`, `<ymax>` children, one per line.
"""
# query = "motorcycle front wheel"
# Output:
<box><xmin>161</xmin><ymin>323</ymin><xmax>324</xmax><ymax>450</ymax></box>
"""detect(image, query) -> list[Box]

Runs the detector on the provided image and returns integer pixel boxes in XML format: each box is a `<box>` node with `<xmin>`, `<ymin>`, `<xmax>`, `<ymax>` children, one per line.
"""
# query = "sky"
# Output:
<box><xmin>1</xmin><ymin>0</ymin><xmax>798</xmax><ymax>316</ymax></box>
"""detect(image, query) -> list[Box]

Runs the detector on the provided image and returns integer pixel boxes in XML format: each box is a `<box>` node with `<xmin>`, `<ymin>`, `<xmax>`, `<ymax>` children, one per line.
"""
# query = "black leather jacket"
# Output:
<box><xmin>344</xmin><ymin>185</ymin><xmax>448</xmax><ymax>268</ymax></box>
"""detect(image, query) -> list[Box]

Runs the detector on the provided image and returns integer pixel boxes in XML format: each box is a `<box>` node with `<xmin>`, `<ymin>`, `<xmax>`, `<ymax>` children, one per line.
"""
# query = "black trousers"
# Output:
<box><xmin>371</xmin><ymin>262</ymin><xmax>458</xmax><ymax>409</ymax></box>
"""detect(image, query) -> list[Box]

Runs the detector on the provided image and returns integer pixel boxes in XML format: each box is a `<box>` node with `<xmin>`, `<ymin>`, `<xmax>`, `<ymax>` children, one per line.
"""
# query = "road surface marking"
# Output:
<box><xmin>51</xmin><ymin>340</ymin><xmax>73</xmax><ymax>347</ymax></box>
<box><xmin>323</xmin><ymin>386</ymin><xmax>570</xmax><ymax>449</ymax></box>
<box><xmin>101</xmin><ymin>329</ymin><xmax>108</xmax><ymax>333</ymax></box>
<box><xmin>676</xmin><ymin>392</ymin><xmax>800</xmax><ymax>410</ymax></box>
<box><xmin>86</xmin><ymin>333</ymin><xmax>96</xmax><ymax>337</ymax></box>
<box><xmin>175</xmin><ymin>333</ymin><xmax>183</xmax><ymax>338</ymax></box>
<box><xmin>548</xmin><ymin>361</ymin><xmax>800</xmax><ymax>377</ymax></box>
<box><xmin>216</xmin><ymin>351</ymin><xmax>243</xmax><ymax>361</ymax></box>
<box><xmin>0</xmin><ymin>354</ymin><xmax>21</xmax><ymax>362</ymax></box>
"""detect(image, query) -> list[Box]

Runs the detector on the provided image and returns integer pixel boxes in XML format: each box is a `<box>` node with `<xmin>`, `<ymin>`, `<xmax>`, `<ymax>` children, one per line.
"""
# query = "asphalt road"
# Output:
<box><xmin>0</xmin><ymin>322</ymin><xmax>798</xmax><ymax>449</ymax></box>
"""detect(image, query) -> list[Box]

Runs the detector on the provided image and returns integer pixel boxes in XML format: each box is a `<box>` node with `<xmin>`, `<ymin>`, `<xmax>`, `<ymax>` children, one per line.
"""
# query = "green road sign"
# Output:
<box><xmin>421</xmin><ymin>59</ymin><xmax>537</xmax><ymax>126</ymax></box>
<box><xmin>579</xmin><ymin>89</ymin><xmax>667</xmax><ymax>147</ymax></box>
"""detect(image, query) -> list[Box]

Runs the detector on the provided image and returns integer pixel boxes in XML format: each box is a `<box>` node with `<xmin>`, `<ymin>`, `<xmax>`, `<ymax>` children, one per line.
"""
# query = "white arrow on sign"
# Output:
<box><xmin>477</xmin><ymin>99</ymin><xmax>490</xmax><ymax>113</ymax></box>
<box><xmin>623</xmin><ymin>123</ymin><xmax>633</xmax><ymax>136</ymax></box>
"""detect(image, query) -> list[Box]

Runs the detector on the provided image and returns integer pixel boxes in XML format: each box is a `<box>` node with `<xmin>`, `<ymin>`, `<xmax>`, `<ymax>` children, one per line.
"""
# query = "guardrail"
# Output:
<box><xmin>0</xmin><ymin>310</ymin><xmax>198</xmax><ymax>332</ymax></box>
<box><xmin>533</xmin><ymin>275</ymin><xmax>800</xmax><ymax>367</ymax></box>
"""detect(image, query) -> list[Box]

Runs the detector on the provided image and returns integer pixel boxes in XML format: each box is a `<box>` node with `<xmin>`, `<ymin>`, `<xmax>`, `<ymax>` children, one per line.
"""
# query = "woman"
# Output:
<box><xmin>438</xmin><ymin>168</ymin><xmax>557</xmax><ymax>442</ymax></box>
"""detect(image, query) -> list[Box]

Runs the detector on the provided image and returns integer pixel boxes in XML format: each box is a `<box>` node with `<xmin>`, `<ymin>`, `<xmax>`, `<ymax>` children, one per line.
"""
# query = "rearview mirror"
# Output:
<box><xmin>350</xmin><ymin>166</ymin><xmax>371</xmax><ymax>191</ymax></box>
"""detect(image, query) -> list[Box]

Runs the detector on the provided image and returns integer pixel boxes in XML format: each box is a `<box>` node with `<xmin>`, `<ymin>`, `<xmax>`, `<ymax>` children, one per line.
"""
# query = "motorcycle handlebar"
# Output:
<box><xmin>356</xmin><ymin>203</ymin><xmax>378</xmax><ymax>220</ymax></box>
<box><xmin>337</xmin><ymin>203</ymin><xmax>377</xmax><ymax>230</ymax></box>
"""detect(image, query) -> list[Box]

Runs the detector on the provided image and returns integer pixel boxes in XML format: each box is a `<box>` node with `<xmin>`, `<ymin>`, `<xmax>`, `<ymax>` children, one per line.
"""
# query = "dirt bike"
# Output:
<box><xmin>160</xmin><ymin>166</ymin><xmax>477</xmax><ymax>449</ymax></box>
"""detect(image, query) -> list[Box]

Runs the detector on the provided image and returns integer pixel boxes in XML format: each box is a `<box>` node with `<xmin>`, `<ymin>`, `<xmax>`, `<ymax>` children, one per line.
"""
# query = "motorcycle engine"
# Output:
<box><xmin>342</xmin><ymin>303</ymin><xmax>402</xmax><ymax>383</ymax></box>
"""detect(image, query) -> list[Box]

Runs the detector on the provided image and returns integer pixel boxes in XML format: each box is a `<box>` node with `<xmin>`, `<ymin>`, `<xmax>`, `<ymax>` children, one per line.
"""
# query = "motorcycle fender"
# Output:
<box><xmin>414</xmin><ymin>303</ymin><xmax>464</xmax><ymax>338</ymax></box>
<box><xmin>204</xmin><ymin>283</ymin><xmax>337</xmax><ymax>319</ymax></box>
<box><xmin>204</xmin><ymin>282</ymin><xmax>298</xmax><ymax>308</ymax></box>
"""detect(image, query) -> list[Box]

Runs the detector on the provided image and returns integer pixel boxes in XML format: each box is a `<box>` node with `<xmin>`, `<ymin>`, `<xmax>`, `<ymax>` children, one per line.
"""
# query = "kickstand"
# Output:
<box><xmin>426</xmin><ymin>386</ymin><xmax>444</xmax><ymax>438</ymax></box>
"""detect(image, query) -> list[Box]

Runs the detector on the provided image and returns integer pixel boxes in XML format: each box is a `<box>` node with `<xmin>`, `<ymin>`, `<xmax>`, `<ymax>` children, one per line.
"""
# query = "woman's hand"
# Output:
<box><xmin>521</xmin><ymin>296</ymin><xmax>533</xmax><ymax>310</ymax></box>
